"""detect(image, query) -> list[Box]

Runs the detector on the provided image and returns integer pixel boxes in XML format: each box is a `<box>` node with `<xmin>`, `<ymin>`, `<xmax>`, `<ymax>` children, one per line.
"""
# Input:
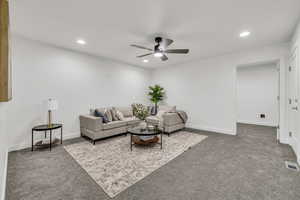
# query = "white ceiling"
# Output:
<box><xmin>10</xmin><ymin>0</ymin><xmax>300</xmax><ymax>68</ymax></box>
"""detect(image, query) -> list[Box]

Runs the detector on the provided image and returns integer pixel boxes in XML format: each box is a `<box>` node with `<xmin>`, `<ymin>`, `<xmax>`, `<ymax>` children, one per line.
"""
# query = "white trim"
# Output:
<box><xmin>8</xmin><ymin>131</ymin><xmax>80</xmax><ymax>152</ymax></box>
<box><xmin>237</xmin><ymin>120</ymin><xmax>277</xmax><ymax>127</ymax></box>
<box><xmin>186</xmin><ymin>123</ymin><xmax>235</xmax><ymax>135</ymax></box>
<box><xmin>62</xmin><ymin>131</ymin><xmax>80</xmax><ymax>140</ymax></box>
<box><xmin>289</xmin><ymin>136</ymin><xmax>300</xmax><ymax>165</ymax></box>
<box><xmin>1</xmin><ymin>149</ymin><xmax>8</xmax><ymax>200</ymax></box>
<box><xmin>280</xmin><ymin>137</ymin><xmax>289</xmax><ymax>144</ymax></box>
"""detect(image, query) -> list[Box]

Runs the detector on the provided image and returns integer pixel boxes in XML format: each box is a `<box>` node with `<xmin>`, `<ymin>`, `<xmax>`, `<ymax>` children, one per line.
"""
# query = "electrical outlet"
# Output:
<box><xmin>260</xmin><ymin>114</ymin><xmax>266</xmax><ymax>119</ymax></box>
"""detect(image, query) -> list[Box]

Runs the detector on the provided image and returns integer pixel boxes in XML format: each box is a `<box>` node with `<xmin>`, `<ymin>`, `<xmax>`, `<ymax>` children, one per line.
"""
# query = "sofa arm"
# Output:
<box><xmin>79</xmin><ymin>115</ymin><xmax>103</xmax><ymax>132</ymax></box>
<box><xmin>162</xmin><ymin>111</ymin><xmax>187</xmax><ymax>126</ymax></box>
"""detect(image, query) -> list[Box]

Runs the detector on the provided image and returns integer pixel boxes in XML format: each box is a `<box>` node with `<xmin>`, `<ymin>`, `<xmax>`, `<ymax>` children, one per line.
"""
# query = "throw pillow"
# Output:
<box><xmin>94</xmin><ymin>109</ymin><xmax>109</xmax><ymax>123</ymax></box>
<box><xmin>111</xmin><ymin>108</ymin><xmax>119</xmax><ymax>121</ymax></box>
<box><xmin>115</xmin><ymin>107</ymin><xmax>133</xmax><ymax>117</ymax></box>
<box><xmin>116</xmin><ymin>110</ymin><xmax>125</xmax><ymax>121</ymax></box>
<box><xmin>104</xmin><ymin>109</ymin><xmax>113</xmax><ymax>122</ymax></box>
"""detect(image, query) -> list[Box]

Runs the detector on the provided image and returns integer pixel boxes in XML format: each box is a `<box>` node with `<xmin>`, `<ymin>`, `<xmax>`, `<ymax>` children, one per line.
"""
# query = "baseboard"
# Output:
<box><xmin>62</xmin><ymin>131</ymin><xmax>80</xmax><ymax>140</ymax></box>
<box><xmin>237</xmin><ymin>120</ymin><xmax>277</xmax><ymax>127</ymax></box>
<box><xmin>186</xmin><ymin>124</ymin><xmax>235</xmax><ymax>135</ymax></box>
<box><xmin>1</xmin><ymin>148</ymin><xmax>8</xmax><ymax>200</ymax></box>
<box><xmin>8</xmin><ymin>131</ymin><xmax>80</xmax><ymax>152</ymax></box>
<box><xmin>280</xmin><ymin>137</ymin><xmax>289</xmax><ymax>145</ymax></box>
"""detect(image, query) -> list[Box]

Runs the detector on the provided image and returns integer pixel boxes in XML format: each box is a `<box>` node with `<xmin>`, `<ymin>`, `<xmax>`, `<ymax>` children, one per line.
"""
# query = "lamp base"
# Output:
<box><xmin>48</xmin><ymin>110</ymin><xmax>52</xmax><ymax>128</ymax></box>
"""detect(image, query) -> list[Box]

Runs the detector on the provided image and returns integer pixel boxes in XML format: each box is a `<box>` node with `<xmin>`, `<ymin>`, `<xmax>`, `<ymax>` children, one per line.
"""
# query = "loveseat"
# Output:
<box><xmin>146</xmin><ymin>105</ymin><xmax>188</xmax><ymax>135</ymax></box>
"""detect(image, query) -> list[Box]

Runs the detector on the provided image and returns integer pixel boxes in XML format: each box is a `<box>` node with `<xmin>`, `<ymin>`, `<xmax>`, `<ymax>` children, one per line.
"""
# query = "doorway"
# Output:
<box><xmin>236</xmin><ymin>62</ymin><xmax>280</xmax><ymax>133</ymax></box>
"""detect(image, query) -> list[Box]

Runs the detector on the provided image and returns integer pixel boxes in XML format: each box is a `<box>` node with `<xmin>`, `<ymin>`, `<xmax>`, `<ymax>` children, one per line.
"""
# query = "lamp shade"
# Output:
<box><xmin>47</xmin><ymin>98</ymin><xmax>58</xmax><ymax>111</ymax></box>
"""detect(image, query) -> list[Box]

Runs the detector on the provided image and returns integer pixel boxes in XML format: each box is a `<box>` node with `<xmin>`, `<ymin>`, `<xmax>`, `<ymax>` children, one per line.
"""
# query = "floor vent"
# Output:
<box><xmin>285</xmin><ymin>161</ymin><xmax>299</xmax><ymax>172</ymax></box>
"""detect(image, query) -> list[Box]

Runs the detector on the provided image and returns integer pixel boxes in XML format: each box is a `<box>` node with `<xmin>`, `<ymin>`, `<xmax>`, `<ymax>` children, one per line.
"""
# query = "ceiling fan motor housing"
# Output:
<box><xmin>155</xmin><ymin>37</ymin><xmax>162</xmax><ymax>44</ymax></box>
<box><xmin>154</xmin><ymin>37</ymin><xmax>163</xmax><ymax>52</ymax></box>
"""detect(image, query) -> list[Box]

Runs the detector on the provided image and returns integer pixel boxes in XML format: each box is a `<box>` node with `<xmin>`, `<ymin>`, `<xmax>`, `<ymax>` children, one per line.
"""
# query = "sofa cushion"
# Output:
<box><xmin>157</xmin><ymin>110</ymin><xmax>166</xmax><ymax>118</ymax></box>
<box><xmin>111</xmin><ymin>108</ymin><xmax>119</xmax><ymax>121</ymax></box>
<box><xmin>123</xmin><ymin>117</ymin><xmax>141</xmax><ymax>125</ymax></box>
<box><xmin>114</xmin><ymin>107</ymin><xmax>133</xmax><ymax>117</ymax></box>
<box><xmin>94</xmin><ymin>109</ymin><xmax>109</xmax><ymax>123</ymax></box>
<box><xmin>103</xmin><ymin>121</ymin><xmax>127</xmax><ymax>130</ymax></box>
<box><xmin>90</xmin><ymin>108</ymin><xmax>106</xmax><ymax>116</ymax></box>
<box><xmin>159</xmin><ymin>105</ymin><xmax>176</xmax><ymax>112</ymax></box>
<box><xmin>104</xmin><ymin>109</ymin><xmax>113</xmax><ymax>122</ymax></box>
<box><xmin>116</xmin><ymin>110</ymin><xmax>125</xmax><ymax>120</ymax></box>
<box><xmin>146</xmin><ymin>116</ymin><xmax>160</xmax><ymax>125</ymax></box>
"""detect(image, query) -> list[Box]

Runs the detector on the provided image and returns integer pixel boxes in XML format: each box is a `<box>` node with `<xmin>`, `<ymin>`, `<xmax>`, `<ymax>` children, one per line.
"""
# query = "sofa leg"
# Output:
<box><xmin>168</xmin><ymin>133</ymin><xmax>170</xmax><ymax>137</ymax></box>
<box><xmin>92</xmin><ymin>140</ymin><xmax>95</xmax><ymax>145</ymax></box>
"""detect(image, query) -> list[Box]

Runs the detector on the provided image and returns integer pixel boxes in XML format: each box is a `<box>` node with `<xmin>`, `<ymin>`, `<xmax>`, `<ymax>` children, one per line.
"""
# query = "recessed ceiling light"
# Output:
<box><xmin>239</xmin><ymin>31</ymin><xmax>251</xmax><ymax>38</ymax></box>
<box><xmin>76</xmin><ymin>39</ymin><xmax>86</xmax><ymax>45</ymax></box>
<box><xmin>143</xmin><ymin>59</ymin><xmax>149</xmax><ymax>63</ymax></box>
<box><xmin>154</xmin><ymin>52</ymin><xmax>163</xmax><ymax>57</ymax></box>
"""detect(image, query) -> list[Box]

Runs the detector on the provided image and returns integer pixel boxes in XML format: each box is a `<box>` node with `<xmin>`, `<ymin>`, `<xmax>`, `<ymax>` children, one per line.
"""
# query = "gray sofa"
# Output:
<box><xmin>79</xmin><ymin>107</ymin><xmax>141</xmax><ymax>144</ymax></box>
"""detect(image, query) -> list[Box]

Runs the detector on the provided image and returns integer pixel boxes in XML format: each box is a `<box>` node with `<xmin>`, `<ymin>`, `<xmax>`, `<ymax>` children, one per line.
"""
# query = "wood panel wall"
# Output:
<box><xmin>0</xmin><ymin>0</ymin><xmax>11</xmax><ymax>102</ymax></box>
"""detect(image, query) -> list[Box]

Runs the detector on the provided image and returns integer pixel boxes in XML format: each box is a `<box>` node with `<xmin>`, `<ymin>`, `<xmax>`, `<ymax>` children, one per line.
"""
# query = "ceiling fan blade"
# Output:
<box><xmin>137</xmin><ymin>53</ymin><xmax>153</xmax><ymax>58</ymax></box>
<box><xmin>130</xmin><ymin>44</ymin><xmax>152</xmax><ymax>51</ymax></box>
<box><xmin>161</xmin><ymin>54</ymin><xmax>168</xmax><ymax>61</ymax></box>
<box><xmin>162</xmin><ymin>38</ymin><xmax>174</xmax><ymax>47</ymax></box>
<box><xmin>165</xmin><ymin>49</ymin><xmax>189</xmax><ymax>54</ymax></box>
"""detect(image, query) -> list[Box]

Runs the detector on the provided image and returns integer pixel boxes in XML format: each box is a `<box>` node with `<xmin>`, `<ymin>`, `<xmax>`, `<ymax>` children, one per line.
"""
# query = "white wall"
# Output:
<box><xmin>0</xmin><ymin>104</ymin><xmax>8</xmax><ymax>200</ymax></box>
<box><xmin>237</xmin><ymin>64</ymin><xmax>279</xmax><ymax>127</ymax></box>
<box><xmin>153</xmin><ymin>44</ymin><xmax>288</xmax><ymax>139</ymax></box>
<box><xmin>3</xmin><ymin>36</ymin><xmax>152</xmax><ymax>151</ymax></box>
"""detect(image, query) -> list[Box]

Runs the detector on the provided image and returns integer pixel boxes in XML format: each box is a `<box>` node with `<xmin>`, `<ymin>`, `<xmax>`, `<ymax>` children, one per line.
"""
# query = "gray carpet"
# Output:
<box><xmin>6</xmin><ymin>124</ymin><xmax>300</xmax><ymax>200</ymax></box>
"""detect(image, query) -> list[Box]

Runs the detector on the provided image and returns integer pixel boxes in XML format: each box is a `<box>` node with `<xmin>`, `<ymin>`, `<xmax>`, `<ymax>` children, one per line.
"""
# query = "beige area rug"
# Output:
<box><xmin>64</xmin><ymin>131</ymin><xmax>207</xmax><ymax>198</ymax></box>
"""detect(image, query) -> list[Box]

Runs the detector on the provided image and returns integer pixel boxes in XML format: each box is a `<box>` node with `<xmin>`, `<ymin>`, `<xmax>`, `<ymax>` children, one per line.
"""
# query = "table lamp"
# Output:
<box><xmin>47</xmin><ymin>98</ymin><xmax>58</xmax><ymax>127</ymax></box>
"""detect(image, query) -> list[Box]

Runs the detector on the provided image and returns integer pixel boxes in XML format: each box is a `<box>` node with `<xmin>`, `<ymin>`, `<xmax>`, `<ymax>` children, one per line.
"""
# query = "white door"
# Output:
<box><xmin>288</xmin><ymin>49</ymin><xmax>299</xmax><ymax>143</ymax></box>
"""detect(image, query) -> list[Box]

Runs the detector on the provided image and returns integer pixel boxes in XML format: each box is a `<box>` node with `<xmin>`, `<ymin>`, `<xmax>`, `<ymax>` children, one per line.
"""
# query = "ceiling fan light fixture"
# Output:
<box><xmin>76</xmin><ymin>39</ymin><xmax>86</xmax><ymax>45</ymax></box>
<box><xmin>154</xmin><ymin>52</ymin><xmax>163</xmax><ymax>58</ymax></box>
<box><xmin>239</xmin><ymin>31</ymin><xmax>251</xmax><ymax>38</ymax></box>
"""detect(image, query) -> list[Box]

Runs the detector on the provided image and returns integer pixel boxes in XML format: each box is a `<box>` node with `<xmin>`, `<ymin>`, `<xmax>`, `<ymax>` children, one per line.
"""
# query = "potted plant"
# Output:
<box><xmin>148</xmin><ymin>85</ymin><xmax>165</xmax><ymax>115</ymax></box>
<box><xmin>132</xmin><ymin>103</ymin><xmax>149</xmax><ymax>131</ymax></box>
<box><xmin>132</xmin><ymin>103</ymin><xmax>149</xmax><ymax>121</ymax></box>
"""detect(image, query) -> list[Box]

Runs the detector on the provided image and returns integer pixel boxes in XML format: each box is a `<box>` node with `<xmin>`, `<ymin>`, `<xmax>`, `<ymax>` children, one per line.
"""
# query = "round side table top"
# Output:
<box><xmin>32</xmin><ymin>124</ymin><xmax>62</xmax><ymax>131</ymax></box>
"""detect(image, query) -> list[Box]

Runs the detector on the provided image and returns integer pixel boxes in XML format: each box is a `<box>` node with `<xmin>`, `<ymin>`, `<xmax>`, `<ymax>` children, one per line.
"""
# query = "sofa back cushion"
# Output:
<box><xmin>114</xmin><ymin>107</ymin><xmax>133</xmax><ymax>117</ymax></box>
<box><xmin>104</xmin><ymin>109</ymin><xmax>113</xmax><ymax>122</ymax></box>
<box><xmin>116</xmin><ymin>110</ymin><xmax>125</xmax><ymax>120</ymax></box>
<box><xmin>111</xmin><ymin>108</ymin><xmax>119</xmax><ymax>121</ymax></box>
<box><xmin>158</xmin><ymin>105</ymin><xmax>176</xmax><ymax>113</ymax></box>
<box><xmin>94</xmin><ymin>109</ymin><xmax>109</xmax><ymax>123</ymax></box>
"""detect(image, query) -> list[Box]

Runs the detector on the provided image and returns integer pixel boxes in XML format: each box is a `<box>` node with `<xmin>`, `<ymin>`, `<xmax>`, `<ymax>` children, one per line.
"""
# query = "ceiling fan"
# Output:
<box><xmin>130</xmin><ymin>37</ymin><xmax>189</xmax><ymax>61</ymax></box>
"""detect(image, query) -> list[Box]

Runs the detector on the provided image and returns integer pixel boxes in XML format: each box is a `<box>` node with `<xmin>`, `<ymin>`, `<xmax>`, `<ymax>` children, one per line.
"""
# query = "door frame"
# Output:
<box><xmin>235</xmin><ymin>59</ymin><xmax>282</xmax><ymax>141</ymax></box>
<box><xmin>287</xmin><ymin>46</ymin><xmax>299</xmax><ymax>147</ymax></box>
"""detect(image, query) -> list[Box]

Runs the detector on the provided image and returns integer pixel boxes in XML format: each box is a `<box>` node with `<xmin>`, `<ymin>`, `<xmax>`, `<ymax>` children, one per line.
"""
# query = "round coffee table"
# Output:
<box><xmin>128</xmin><ymin>128</ymin><xmax>162</xmax><ymax>151</ymax></box>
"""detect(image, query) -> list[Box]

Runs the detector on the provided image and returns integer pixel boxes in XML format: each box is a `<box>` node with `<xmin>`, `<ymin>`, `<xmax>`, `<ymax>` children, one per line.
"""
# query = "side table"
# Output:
<box><xmin>32</xmin><ymin>124</ymin><xmax>63</xmax><ymax>151</ymax></box>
